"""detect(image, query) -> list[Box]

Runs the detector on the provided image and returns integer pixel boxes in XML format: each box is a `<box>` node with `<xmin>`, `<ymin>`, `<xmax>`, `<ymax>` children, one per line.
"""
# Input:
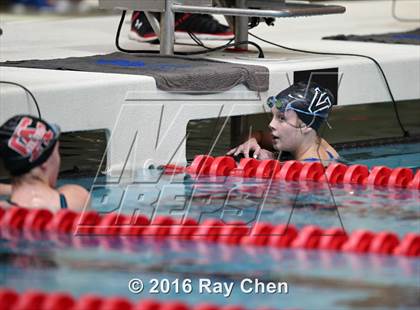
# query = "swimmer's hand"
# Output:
<box><xmin>255</xmin><ymin>149</ymin><xmax>275</xmax><ymax>160</ymax></box>
<box><xmin>227</xmin><ymin>138</ymin><xmax>274</xmax><ymax>160</ymax></box>
<box><xmin>227</xmin><ymin>137</ymin><xmax>261</xmax><ymax>158</ymax></box>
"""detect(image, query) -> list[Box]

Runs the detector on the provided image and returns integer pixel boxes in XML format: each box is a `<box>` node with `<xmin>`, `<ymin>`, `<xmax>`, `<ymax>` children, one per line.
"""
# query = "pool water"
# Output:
<box><xmin>1</xmin><ymin>142</ymin><xmax>420</xmax><ymax>309</ymax></box>
<box><xmin>339</xmin><ymin>142</ymin><xmax>420</xmax><ymax>170</ymax></box>
<box><xmin>1</xmin><ymin>237</ymin><xmax>419</xmax><ymax>309</ymax></box>
<box><xmin>90</xmin><ymin>171</ymin><xmax>419</xmax><ymax>237</ymax></box>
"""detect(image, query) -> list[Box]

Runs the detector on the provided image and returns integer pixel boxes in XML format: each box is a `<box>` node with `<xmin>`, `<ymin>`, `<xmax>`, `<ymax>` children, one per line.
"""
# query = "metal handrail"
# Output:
<box><xmin>172</xmin><ymin>3</ymin><xmax>345</xmax><ymax>18</ymax></box>
<box><xmin>99</xmin><ymin>0</ymin><xmax>346</xmax><ymax>55</ymax></box>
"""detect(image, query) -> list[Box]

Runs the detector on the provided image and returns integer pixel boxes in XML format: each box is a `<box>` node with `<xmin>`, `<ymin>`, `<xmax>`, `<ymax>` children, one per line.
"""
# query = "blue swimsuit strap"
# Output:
<box><xmin>303</xmin><ymin>150</ymin><xmax>336</xmax><ymax>162</ymax></box>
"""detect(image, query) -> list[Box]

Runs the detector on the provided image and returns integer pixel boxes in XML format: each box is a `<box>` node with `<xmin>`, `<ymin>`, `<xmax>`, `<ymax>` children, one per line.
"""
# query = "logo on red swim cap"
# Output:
<box><xmin>8</xmin><ymin>117</ymin><xmax>55</xmax><ymax>163</ymax></box>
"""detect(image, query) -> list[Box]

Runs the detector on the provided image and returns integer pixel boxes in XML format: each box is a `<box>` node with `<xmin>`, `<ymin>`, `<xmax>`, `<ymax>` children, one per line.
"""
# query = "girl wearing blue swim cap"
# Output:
<box><xmin>227</xmin><ymin>82</ymin><xmax>339</xmax><ymax>163</ymax></box>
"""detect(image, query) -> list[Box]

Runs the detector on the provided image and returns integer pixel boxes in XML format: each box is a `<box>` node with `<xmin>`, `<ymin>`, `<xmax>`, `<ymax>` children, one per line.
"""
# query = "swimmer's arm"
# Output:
<box><xmin>0</xmin><ymin>183</ymin><xmax>12</xmax><ymax>209</ymax></box>
<box><xmin>0</xmin><ymin>183</ymin><xmax>12</xmax><ymax>196</ymax></box>
<box><xmin>58</xmin><ymin>185</ymin><xmax>91</xmax><ymax>212</ymax></box>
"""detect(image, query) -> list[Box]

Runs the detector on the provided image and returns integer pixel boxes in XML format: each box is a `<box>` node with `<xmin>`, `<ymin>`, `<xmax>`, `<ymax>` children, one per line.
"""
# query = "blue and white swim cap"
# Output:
<box><xmin>267</xmin><ymin>82</ymin><xmax>335</xmax><ymax>131</ymax></box>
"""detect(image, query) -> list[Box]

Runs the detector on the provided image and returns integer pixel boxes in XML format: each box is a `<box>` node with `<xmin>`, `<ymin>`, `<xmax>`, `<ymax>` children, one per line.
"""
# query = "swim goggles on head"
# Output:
<box><xmin>266</xmin><ymin>94</ymin><xmax>330</xmax><ymax>120</ymax></box>
<box><xmin>266</xmin><ymin>95</ymin><xmax>332</xmax><ymax>130</ymax></box>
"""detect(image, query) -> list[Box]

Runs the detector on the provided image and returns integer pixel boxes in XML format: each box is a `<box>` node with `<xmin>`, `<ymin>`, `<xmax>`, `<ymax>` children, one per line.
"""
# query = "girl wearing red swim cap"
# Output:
<box><xmin>0</xmin><ymin>115</ymin><xmax>90</xmax><ymax>212</ymax></box>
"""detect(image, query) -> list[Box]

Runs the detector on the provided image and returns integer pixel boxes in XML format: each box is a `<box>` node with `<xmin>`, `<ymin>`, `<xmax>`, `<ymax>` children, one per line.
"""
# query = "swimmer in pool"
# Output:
<box><xmin>227</xmin><ymin>82</ymin><xmax>339</xmax><ymax>163</ymax></box>
<box><xmin>0</xmin><ymin>115</ymin><xmax>90</xmax><ymax>211</ymax></box>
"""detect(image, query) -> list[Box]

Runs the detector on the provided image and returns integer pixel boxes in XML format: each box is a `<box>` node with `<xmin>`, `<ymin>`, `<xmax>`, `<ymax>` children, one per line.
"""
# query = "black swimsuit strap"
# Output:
<box><xmin>59</xmin><ymin>193</ymin><xmax>68</xmax><ymax>209</ymax></box>
<box><xmin>7</xmin><ymin>193</ymin><xmax>68</xmax><ymax>209</ymax></box>
<box><xmin>6</xmin><ymin>198</ymin><xmax>21</xmax><ymax>208</ymax></box>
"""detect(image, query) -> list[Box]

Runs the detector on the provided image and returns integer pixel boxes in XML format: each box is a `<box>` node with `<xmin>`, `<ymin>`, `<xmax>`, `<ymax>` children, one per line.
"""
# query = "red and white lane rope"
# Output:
<box><xmin>1</xmin><ymin>207</ymin><xmax>418</xmax><ymax>257</ymax></box>
<box><xmin>164</xmin><ymin>156</ymin><xmax>420</xmax><ymax>190</ymax></box>
<box><xmin>0</xmin><ymin>288</ymin><xmax>280</xmax><ymax>310</ymax></box>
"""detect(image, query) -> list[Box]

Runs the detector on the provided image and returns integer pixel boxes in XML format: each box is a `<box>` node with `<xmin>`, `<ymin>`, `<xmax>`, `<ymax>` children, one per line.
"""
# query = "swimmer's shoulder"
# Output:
<box><xmin>321</xmin><ymin>139</ymin><xmax>339</xmax><ymax>159</ymax></box>
<box><xmin>58</xmin><ymin>184</ymin><xmax>91</xmax><ymax>212</ymax></box>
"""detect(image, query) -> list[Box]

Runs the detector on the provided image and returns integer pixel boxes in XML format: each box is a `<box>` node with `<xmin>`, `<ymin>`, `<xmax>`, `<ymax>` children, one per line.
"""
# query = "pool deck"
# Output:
<box><xmin>0</xmin><ymin>0</ymin><xmax>419</xmax><ymax>172</ymax></box>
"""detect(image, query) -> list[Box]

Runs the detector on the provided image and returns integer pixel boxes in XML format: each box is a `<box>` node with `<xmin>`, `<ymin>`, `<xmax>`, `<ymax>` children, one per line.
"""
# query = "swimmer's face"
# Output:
<box><xmin>269</xmin><ymin>108</ymin><xmax>305</xmax><ymax>152</ymax></box>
